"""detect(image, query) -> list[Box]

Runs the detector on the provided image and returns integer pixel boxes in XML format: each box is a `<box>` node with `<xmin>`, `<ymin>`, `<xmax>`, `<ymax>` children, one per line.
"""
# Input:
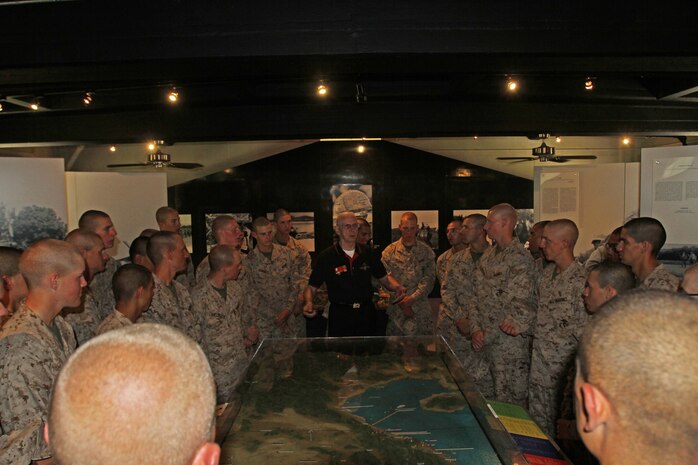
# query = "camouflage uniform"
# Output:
<box><xmin>95</xmin><ymin>309</ymin><xmax>132</xmax><ymax>335</ymax></box>
<box><xmin>381</xmin><ymin>240</ymin><xmax>436</xmax><ymax>336</ymax></box>
<box><xmin>471</xmin><ymin>238</ymin><xmax>537</xmax><ymax>406</ymax></box>
<box><xmin>63</xmin><ymin>288</ymin><xmax>101</xmax><ymax>345</ymax></box>
<box><xmin>140</xmin><ymin>274</ymin><xmax>202</xmax><ymax>344</ymax></box>
<box><xmin>87</xmin><ymin>256</ymin><xmax>118</xmax><ymax>319</ymax></box>
<box><xmin>640</xmin><ymin>263</ymin><xmax>680</xmax><ymax>291</ymax></box>
<box><xmin>440</xmin><ymin>247</ymin><xmax>494</xmax><ymax>398</ymax></box>
<box><xmin>194</xmin><ymin>278</ymin><xmax>253</xmax><ymax>402</ymax></box>
<box><xmin>245</xmin><ymin>244</ymin><xmax>300</xmax><ymax>339</ymax></box>
<box><xmin>274</xmin><ymin>235</ymin><xmax>311</xmax><ymax>336</ymax></box>
<box><xmin>195</xmin><ymin>255</ymin><xmax>211</xmax><ymax>286</ymax></box>
<box><xmin>0</xmin><ymin>304</ymin><xmax>76</xmax><ymax>461</ymax></box>
<box><xmin>437</xmin><ymin>248</ymin><xmax>468</xmax><ymax>349</ymax></box>
<box><xmin>175</xmin><ymin>259</ymin><xmax>197</xmax><ymax>291</ymax></box>
<box><xmin>0</xmin><ymin>417</ymin><xmax>42</xmax><ymax>465</ymax></box>
<box><xmin>528</xmin><ymin>261</ymin><xmax>589</xmax><ymax>436</ymax></box>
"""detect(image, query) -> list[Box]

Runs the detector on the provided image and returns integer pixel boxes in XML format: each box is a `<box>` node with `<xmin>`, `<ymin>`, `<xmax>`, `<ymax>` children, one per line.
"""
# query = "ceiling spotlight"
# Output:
<box><xmin>584</xmin><ymin>78</ymin><xmax>595</xmax><ymax>91</ymax></box>
<box><xmin>506</xmin><ymin>76</ymin><xmax>518</xmax><ymax>92</ymax></box>
<box><xmin>473</xmin><ymin>135</ymin><xmax>478</xmax><ymax>140</ymax></box>
<box><xmin>147</xmin><ymin>142</ymin><xmax>156</xmax><ymax>151</ymax></box>
<box><xmin>167</xmin><ymin>87</ymin><xmax>179</xmax><ymax>103</ymax></box>
<box><xmin>622</xmin><ymin>137</ymin><xmax>631</xmax><ymax>145</ymax></box>
<box><xmin>555</xmin><ymin>136</ymin><xmax>562</xmax><ymax>143</ymax></box>
<box><xmin>30</xmin><ymin>102</ymin><xmax>40</xmax><ymax>111</ymax></box>
<box><xmin>83</xmin><ymin>91</ymin><xmax>94</xmax><ymax>106</ymax></box>
<box><xmin>223</xmin><ymin>168</ymin><xmax>234</xmax><ymax>174</ymax></box>
<box><xmin>109</xmin><ymin>145</ymin><xmax>116</xmax><ymax>152</ymax></box>
<box><xmin>317</xmin><ymin>81</ymin><xmax>328</xmax><ymax>97</ymax></box>
<box><xmin>0</xmin><ymin>102</ymin><xmax>3</xmax><ymax>112</ymax></box>
<box><xmin>357</xmin><ymin>145</ymin><xmax>366</xmax><ymax>154</ymax></box>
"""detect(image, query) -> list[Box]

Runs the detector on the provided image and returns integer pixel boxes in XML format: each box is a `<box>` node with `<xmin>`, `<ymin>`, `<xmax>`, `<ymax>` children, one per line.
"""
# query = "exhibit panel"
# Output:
<box><xmin>217</xmin><ymin>337</ymin><xmax>569</xmax><ymax>465</ymax></box>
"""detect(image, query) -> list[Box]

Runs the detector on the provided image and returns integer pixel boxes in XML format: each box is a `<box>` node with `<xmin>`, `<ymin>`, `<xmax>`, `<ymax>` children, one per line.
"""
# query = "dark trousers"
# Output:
<box><xmin>328</xmin><ymin>303</ymin><xmax>377</xmax><ymax>337</ymax></box>
<box><xmin>305</xmin><ymin>313</ymin><xmax>327</xmax><ymax>337</ymax></box>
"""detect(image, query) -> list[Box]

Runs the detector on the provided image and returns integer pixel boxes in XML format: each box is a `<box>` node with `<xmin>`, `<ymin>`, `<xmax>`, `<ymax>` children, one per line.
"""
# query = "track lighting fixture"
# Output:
<box><xmin>109</xmin><ymin>145</ymin><xmax>116</xmax><ymax>152</ymax></box>
<box><xmin>30</xmin><ymin>100</ymin><xmax>40</xmax><ymax>111</ymax></box>
<box><xmin>355</xmin><ymin>83</ymin><xmax>367</xmax><ymax>103</ymax></box>
<box><xmin>357</xmin><ymin>145</ymin><xmax>366</xmax><ymax>154</ymax></box>
<box><xmin>584</xmin><ymin>78</ymin><xmax>595</xmax><ymax>91</ymax></box>
<box><xmin>147</xmin><ymin>142</ymin><xmax>156</xmax><ymax>151</ymax></box>
<box><xmin>555</xmin><ymin>136</ymin><xmax>562</xmax><ymax>143</ymax></box>
<box><xmin>83</xmin><ymin>91</ymin><xmax>94</xmax><ymax>105</ymax></box>
<box><xmin>622</xmin><ymin>137</ymin><xmax>631</xmax><ymax>145</ymax></box>
<box><xmin>506</xmin><ymin>76</ymin><xmax>518</xmax><ymax>92</ymax></box>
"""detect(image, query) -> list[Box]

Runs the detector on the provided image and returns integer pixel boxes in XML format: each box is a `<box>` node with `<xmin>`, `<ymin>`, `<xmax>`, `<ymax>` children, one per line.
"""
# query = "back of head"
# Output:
<box><xmin>594</xmin><ymin>261</ymin><xmax>635</xmax><ymax>293</ymax></box>
<box><xmin>19</xmin><ymin>239</ymin><xmax>83</xmax><ymax>290</ymax></box>
<box><xmin>139</xmin><ymin>228</ymin><xmax>159</xmax><ymax>238</ymax></box>
<box><xmin>49</xmin><ymin>323</ymin><xmax>217</xmax><ymax>465</ymax></box>
<box><xmin>146</xmin><ymin>231</ymin><xmax>178</xmax><ymax>266</ymax></box>
<box><xmin>65</xmin><ymin>229</ymin><xmax>102</xmax><ymax>253</ymax></box>
<box><xmin>465</xmin><ymin>213</ymin><xmax>487</xmax><ymax>230</ymax></box>
<box><xmin>578</xmin><ymin>290</ymin><xmax>698</xmax><ymax>463</ymax></box>
<box><xmin>0</xmin><ymin>246</ymin><xmax>22</xmax><ymax>277</ymax></box>
<box><xmin>489</xmin><ymin>203</ymin><xmax>517</xmax><ymax>228</ymax></box>
<box><xmin>78</xmin><ymin>210</ymin><xmax>110</xmax><ymax>233</ymax></box>
<box><xmin>209</xmin><ymin>245</ymin><xmax>236</xmax><ymax>272</ymax></box>
<box><xmin>155</xmin><ymin>206</ymin><xmax>177</xmax><ymax>225</ymax></box>
<box><xmin>251</xmin><ymin>216</ymin><xmax>271</xmax><ymax>232</ymax></box>
<box><xmin>623</xmin><ymin>217</ymin><xmax>667</xmax><ymax>257</ymax></box>
<box><xmin>112</xmin><ymin>264</ymin><xmax>153</xmax><ymax>303</ymax></box>
<box><xmin>211</xmin><ymin>215</ymin><xmax>234</xmax><ymax>237</ymax></box>
<box><xmin>129</xmin><ymin>236</ymin><xmax>150</xmax><ymax>263</ymax></box>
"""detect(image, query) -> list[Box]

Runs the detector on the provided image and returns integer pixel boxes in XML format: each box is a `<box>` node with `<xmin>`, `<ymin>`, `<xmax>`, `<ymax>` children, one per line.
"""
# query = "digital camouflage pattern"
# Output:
<box><xmin>528</xmin><ymin>261</ymin><xmax>589</xmax><ymax>436</ymax></box>
<box><xmin>63</xmin><ymin>288</ymin><xmax>101</xmax><ymax>345</ymax></box>
<box><xmin>95</xmin><ymin>309</ymin><xmax>132</xmax><ymax>336</ymax></box>
<box><xmin>274</xmin><ymin>235</ymin><xmax>311</xmax><ymax>337</ymax></box>
<box><xmin>381</xmin><ymin>239</ymin><xmax>436</xmax><ymax>336</ymax></box>
<box><xmin>0</xmin><ymin>304</ymin><xmax>76</xmax><ymax>461</ymax></box>
<box><xmin>195</xmin><ymin>255</ymin><xmax>211</xmax><ymax>286</ymax></box>
<box><xmin>194</xmin><ymin>278</ymin><xmax>253</xmax><ymax>402</ymax></box>
<box><xmin>471</xmin><ymin>238</ymin><xmax>537</xmax><ymax>406</ymax></box>
<box><xmin>139</xmin><ymin>274</ymin><xmax>202</xmax><ymax>344</ymax></box>
<box><xmin>0</xmin><ymin>417</ymin><xmax>42</xmax><ymax>465</ymax></box>
<box><xmin>87</xmin><ymin>256</ymin><xmax>118</xmax><ymax>320</ymax></box>
<box><xmin>175</xmin><ymin>258</ymin><xmax>197</xmax><ymax>291</ymax></box>
<box><xmin>640</xmin><ymin>263</ymin><xmax>680</xmax><ymax>291</ymax></box>
<box><xmin>245</xmin><ymin>244</ymin><xmax>301</xmax><ymax>339</ymax></box>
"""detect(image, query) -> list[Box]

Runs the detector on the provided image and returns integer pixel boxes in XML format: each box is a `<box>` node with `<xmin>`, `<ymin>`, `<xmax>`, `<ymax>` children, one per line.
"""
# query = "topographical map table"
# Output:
<box><xmin>218</xmin><ymin>337</ymin><xmax>528</xmax><ymax>465</ymax></box>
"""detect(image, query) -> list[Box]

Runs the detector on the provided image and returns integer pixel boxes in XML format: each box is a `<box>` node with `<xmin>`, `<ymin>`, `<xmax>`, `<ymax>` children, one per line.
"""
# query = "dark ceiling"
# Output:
<box><xmin>1</xmin><ymin>1</ymin><xmax>698</xmax><ymax>144</ymax></box>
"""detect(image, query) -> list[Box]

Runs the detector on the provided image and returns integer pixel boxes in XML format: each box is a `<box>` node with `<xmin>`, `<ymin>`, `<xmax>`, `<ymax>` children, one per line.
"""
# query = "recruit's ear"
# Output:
<box><xmin>579</xmin><ymin>382</ymin><xmax>611</xmax><ymax>433</ymax></box>
<box><xmin>190</xmin><ymin>442</ymin><xmax>220</xmax><ymax>465</ymax></box>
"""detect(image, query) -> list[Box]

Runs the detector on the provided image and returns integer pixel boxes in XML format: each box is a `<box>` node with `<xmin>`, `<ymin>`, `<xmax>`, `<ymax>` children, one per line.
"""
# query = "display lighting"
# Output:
<box><xmin>0</xmin><ymin>102</ymin><xmax>3</xmax><ymax>112</ymax></box>
<box><xmin>147</xmin><ymin>142</ymin><xmax>156</xmax><ymax>151</ymax></box>
<box><xmin>473</xmin><ymin>135</ymin><xmax>478</xmax><ymax>139</ymax></box>
<box><xmin>317</xmin><ymin>81</ymin><xmax>328</xmax><ymax>97</ymax></box>
<box><xmin>506</xmin><ymin>76</ymin><xmax>518</xmax><ymax>92</ymax></box>
<box><xmin>622</xmin><ymin>137</ymin><xmax>631</xmax><ymax>145</ymax></box>
<box><xmin>30</xmin><ymin>102</ymin><xmax>40</xmax><ymax>111</ymax></box>
<box><xmin>555</xmin><ymin>136</ymin><xmax>562</xmax><ymax>143</ymax></box>
<box><xmin>109</xmin><ymin>145</ymin><xmax>117</xmax><ymax>152</ymax></box>
<box><xmin>167</xmin><ymin>88</ymin><xmax>179</xmax><ymax>103</ymax></box>
<box><xmin>584</xmin><ymin>78</ymin><xmax>595</xmax><ymax>91</ymax></box>
<box><xmin>357</xmin><ymin>145</ymin><xmax>366</xmax><ymax>154</ymax></box>
<box><xmin>83</xmin><ymin>92</ymin><xmax>94</xmax><ymax>105</ymax></box>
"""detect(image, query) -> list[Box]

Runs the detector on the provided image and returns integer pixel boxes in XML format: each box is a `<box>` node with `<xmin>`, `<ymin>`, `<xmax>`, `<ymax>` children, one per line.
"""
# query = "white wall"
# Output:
<box><xmin>534</xmin><ymin>163</ymin><xmax>639</xmax><ymax>256</ymax></box>
<box><xmin>65</xmin><ymin>172</ymin><xmax>167</xmax><ymax>259</ymax></box>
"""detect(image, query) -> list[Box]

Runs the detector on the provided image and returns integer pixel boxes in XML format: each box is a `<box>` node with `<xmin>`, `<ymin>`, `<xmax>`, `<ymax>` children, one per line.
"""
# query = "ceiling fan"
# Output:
<box><xmin>497</xmin><ymin>134</ymin><xmax>597</xmax><ymax>163</ymax></box>
<box><xmin>107</xmin><ymin>150</ymin><xmax>203</xmax><ymax>169</ymax></box>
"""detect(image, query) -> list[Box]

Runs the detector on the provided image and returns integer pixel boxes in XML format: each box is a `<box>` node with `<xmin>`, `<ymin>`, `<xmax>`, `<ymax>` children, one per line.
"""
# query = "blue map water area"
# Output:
<box><xmin>343</xmin><ymin>378</ymin><xmax>502</xmax><ymax>465</ymax></box>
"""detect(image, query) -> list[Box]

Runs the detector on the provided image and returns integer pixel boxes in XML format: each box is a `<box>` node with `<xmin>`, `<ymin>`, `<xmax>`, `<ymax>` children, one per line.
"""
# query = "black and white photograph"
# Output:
<box><xmin>454</xmin><ymin>208</ymin><xmax>534</xmax><ymax>246</ymax></box>
<box><xmin>331</xmin><ymin>184</ymin><xmax>372</xmax><ymax>226</ymax></box>
<box><xmin>0</xmin><ymin>158</ymin><xmax>67</xmax><ymax>249</ymax></box>
<box><xmin>266</xmin><ymin>211</ymin><xmax>316</xmax><ymax>252</ymax></box>
<box><xmin>391</xmin><ymin>210</ymin><xmax>439</xmax><ymax>250</ymax></box>
<box><xmin>658</xmin><ymin>244</ymin><xmax>698</xmax><ymax>277</ymax></box>
<box><xmin>180</xmin><ymin>214</ymin><xmax>193</xmax><ymax>253</ymax></box>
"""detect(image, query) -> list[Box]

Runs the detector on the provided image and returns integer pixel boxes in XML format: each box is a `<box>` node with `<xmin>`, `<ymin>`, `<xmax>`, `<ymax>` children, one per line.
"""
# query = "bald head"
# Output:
<box><xmin>399</xmin><ymin>212</ymin><xmax>418</xmax><ymax>225</ymax></box>
<box><xmin>490</xmin><ymin>203</ymin><xmax>517</xmax><ymax>224</ymax></box>
<box><xmin>335</xmin><ymin>211</ymin><xmax>356</xmax><ymax>228</ymax></box>
<box><xmin>78</xmin><ymin>210</ymin><xmax>110</xmax><ymax>231</ymax></box>
<box><xmin>156</xmin><ymin>207</ymin><xmax>181</xmax><ymax>233</ymax></box>
<box><xmin>546</xmin><ymin>219</ymin><xmax>579</xmax><ymax>248</ymax></box>
<box><xmin>48</xmin><ymin>323</ymin><xmax>218</xmax><ymax>465</ymax></box>
<box><xmin>112</xmin><ymin>264</ymin><xmax>153</xmax><ymax>303</ymax></box>
<box><xmin>19</xmin><ymin>239</ymin><xmax>84</xmax><ymax>290</ymax></box>
<box><xmin>681</xmin><ymin>263</ymin><xmax>698</xmax><ymax>297</ymax></box>
<box><xmin>577</xmin><ymin>290</ymin><xmax>698</xmax><ymax>464</ymax></box>
<box><xmin>65</xmin><ymin>229</ymin><xmax>103</xmax><ymax>253</ymax></box>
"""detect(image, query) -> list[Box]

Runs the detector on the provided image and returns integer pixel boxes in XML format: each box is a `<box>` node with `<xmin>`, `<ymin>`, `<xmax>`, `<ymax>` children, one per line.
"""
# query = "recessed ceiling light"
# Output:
<box><xmin>555</xmin><ymin>136</ymin><xmax>562</xmax><ymax>143</ymax></box>
<box><xmin>147</xmin><ymin>142</ymin><xmax>156</xmax><ymax>151</ymax></box>
<box><xmin>317</xmin><ymin>81</ymin><xmax>328</xmax><ymax>97</ymax></box>
<box><xmin>167</xmin><ymin>87</ymin><xmax>179</xmax><ymax>103</ymax></box>
<box><xmin>109</xmin><ymin>145</ymin><xmax>116</xmax><ymax>152</ymax></box>
<box><xmin>584</xmin><ymin>78</ymin><xmax>595</xmax><ymax>91</ymax></box>
<box><xmin>223</xmin><ymin>168</ymin><xmax>234</xmax><ymax>174</ymax></box>
<box><xmin>622</xmin><ymin>137</ymin><xmax>631</xmax><ymax>145</ymax></box>
<box><xmin>30</xmin><ymin>101</ymin><xmax>40</xmax><ymax>111</ymax></box>
<box><xmin>357</xmin><ymin>145</ymin><xmax>366</xmax><ymax>154</ymax></box>
<box><xmin>83</xmin><ymin>91</ymin><xmax>94</xmax><ymax>106</ymax></box>
<box><xmin>473</xmin><ymin>135</ymin><xmax>478</xmax><ymax>140</ymax></box>
<box><xmin>506</xmin><ymin>76</ymin><xmax>518</xmax><ymax>92</ymax></box>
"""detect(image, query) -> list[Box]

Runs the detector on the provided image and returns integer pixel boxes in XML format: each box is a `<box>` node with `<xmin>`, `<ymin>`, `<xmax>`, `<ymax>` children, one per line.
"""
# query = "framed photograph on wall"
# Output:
<box><xmin>391</xmin><ymin>210</ymin><xmax>439</xmax><ymax>250</ymax></box>
<box><xmin>180</xmin><ymin>214</ymin><xmax>193</xmax><ymax>253</ymax></box>
<box><xmin>331</xmin><ymin>184</ymin><xmax>372</xmax><ymax>226</ymax></box>
<box><xmin>266</xmin><ymin>211</ymin><xmax>316</xmax><ymax>252</ymax></box>
<box><xmin>453</xmin><ymin>208</ymin><xmax>534</xmax><ymax>246</ymax></box>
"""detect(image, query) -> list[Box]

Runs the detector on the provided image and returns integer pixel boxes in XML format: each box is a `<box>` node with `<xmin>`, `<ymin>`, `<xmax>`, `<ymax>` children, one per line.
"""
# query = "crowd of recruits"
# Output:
<box><xmin>0</xmin><ymin>204</ymin><xmax>697</xmax><ymax>465</ymax></box>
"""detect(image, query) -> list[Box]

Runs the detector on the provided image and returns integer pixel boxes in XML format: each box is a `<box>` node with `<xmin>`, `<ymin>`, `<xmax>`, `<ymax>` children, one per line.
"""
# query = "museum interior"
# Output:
<box><xmin>1</xmin><ymin>2</ymin><xmax>697</xmax><ymax>464</ymax></box>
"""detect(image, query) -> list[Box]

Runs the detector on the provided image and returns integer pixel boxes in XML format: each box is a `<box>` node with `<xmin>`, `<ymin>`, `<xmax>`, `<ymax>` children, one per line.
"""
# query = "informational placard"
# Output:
<box><xmin>539</xmin><ymin>171</ymin><xmax>580</xmax><ymax>225</ymax></box>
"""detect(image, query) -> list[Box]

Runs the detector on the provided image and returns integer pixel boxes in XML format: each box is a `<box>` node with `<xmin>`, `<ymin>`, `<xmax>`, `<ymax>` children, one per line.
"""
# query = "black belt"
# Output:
<box><xmin>332</xmin><ymin>301</ymin><xmax>372</xmax><ymax>309</ymax></box>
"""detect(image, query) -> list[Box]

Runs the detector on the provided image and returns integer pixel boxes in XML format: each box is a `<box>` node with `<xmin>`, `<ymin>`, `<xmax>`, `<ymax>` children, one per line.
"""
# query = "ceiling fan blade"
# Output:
<box><xmin>555</xmin><ymin>155</ymin><xmax>597</xmax><ymax>160</ymax></box>
<box><xmin>107</xmin><ymin>163</ymin><xmax>150</xmax><ymax>168</ymax></box>
<box><xmin>169</xmin><ymin>162</ymin><xmax>204</xmax><ymax>169</ymax></box>
<box><xmin>496</xmin><ymin>157</ymin><xmax>537</xmax><ymax>161</ymax></box>
<box><xmin>550</xmin><ymin>157</ymin><xmax>571</xmax><ymax>163</ymax></box>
